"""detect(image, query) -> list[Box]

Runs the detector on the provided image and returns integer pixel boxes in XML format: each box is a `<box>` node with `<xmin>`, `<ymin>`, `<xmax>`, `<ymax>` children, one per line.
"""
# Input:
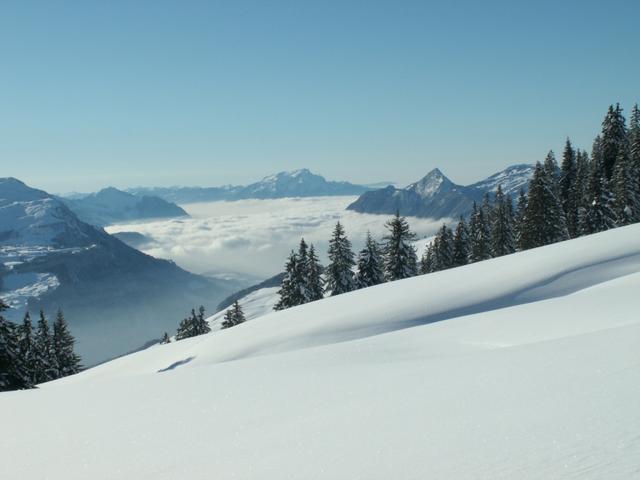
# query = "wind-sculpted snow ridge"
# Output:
<box><xmin>2</xmin><ymin>224</ymin><xmax>639</xmax><ymax>479</ymax></box>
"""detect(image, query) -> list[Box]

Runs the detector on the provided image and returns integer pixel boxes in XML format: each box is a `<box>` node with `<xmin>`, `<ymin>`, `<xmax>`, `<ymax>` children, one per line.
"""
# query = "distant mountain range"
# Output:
<box><xmin>128</xmin><ymin>169</ymin><xmax>370</xmax><ymax>204</ymax></box>
<box><xmin>347</xmin><ymin>164</ymin><xmax>534</xmax><ymax>219</ymax></box>
<box><xmin>61</xmin><ymin>187</ymin><xmax>188</xmax><ymax>226</ymax></box>
<box><xmin>0</xmin><ymin>178</ymin><xmax>238</xmax><ymax>365</ymax></box>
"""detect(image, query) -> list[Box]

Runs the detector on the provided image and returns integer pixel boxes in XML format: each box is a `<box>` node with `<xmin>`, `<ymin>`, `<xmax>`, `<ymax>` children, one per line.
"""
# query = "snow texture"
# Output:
<box><xmin>1</xmin><ymin>224</ymin><xmax>640</xmax><ymax>479</ymax></box>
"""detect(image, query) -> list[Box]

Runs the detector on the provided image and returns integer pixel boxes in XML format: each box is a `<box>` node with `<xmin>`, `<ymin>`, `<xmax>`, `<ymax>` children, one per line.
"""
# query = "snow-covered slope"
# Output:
<box><xmin>2</xmin><ymin>225</ymin><xmax>639</xmax><ymax>479</ymax></box>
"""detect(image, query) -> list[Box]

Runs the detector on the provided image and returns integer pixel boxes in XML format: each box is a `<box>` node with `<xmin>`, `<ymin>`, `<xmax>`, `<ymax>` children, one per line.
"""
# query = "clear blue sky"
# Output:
<box><xmin>1</xmin><ymin>0</ymin><xmax>638</xmax><ymax>193</ymax></box>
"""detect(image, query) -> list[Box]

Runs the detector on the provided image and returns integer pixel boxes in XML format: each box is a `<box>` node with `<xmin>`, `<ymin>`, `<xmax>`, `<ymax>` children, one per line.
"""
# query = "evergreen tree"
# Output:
<box><xmin>543</xmin><ymin>150</ymin><xmax>560</xmax><ymax>193</ymax></box>
<box><xmin>18</xmin><ymin>312</ymin><xmax>36</xmax><ymax>385</ymax></box>
<box><xmin>600</xmin><ymin>103</ymin><xmax>629</xmax><ymax>180</ymax></box>
<box><xmin>573</xmin><ymin>149</ymin><xmax>591</xmax><ymax>235</ymax></box>
<box><xmin>52</xmin><ymin>309</ymin><xmax>81</xmax><ymax>378</ymax></box>
<box><xmin>630</xmin><ymin>104</ymin><xmax>640</xmax><ymax>172</ymax></box>
<box><xmin>325</xmin><ymin>222</ymin><xmax>356</xmax><ymax>295</ymax></box>
<box><xmin>193</xmin><ymin>306</ymin><xmax>211</xmax><ymax>336</ymax></box>
<box><xmin>297</xmin><ymin>238</ymin><xmax>310</xmax><ymax>301</ymax></box>
<box><xmin>160</xmin><ymin>332</ymin><xmax>171</xmax><ymax>344</ymax></box>
<box><xmin>452</xmin><ymin>216</ymin><xmax>470</xmax><ymax>267</ymax></box>
<box><xmin>420</xmin><ymin>243</ymin><xmax>435</xmax><ymax>274</ymax></box>
<box><xmin>469</xmin><ymin>201</ymin><xmax>491</xmax><ymax>262</ymax></box>
<box><xmin>274</xmin><ymin>250</ymin><xmax>304</xmax><ymax>310</ymax></box>
<box><xmin>578</xmin><ymin>158</ymin><xmax>615</xmax><ymax>235</ymax></box>
<box><xmin>520</xmin><ymin>162</ymin><xmax>568</xmax><ymax>250</ymax></box>
<box><xmin>490</xmin><ymin>185</ymin><xmax>516</xmax><ymax>257</ymax></box>
<box><xmin>305</xmin><ymin>244</ymin><xmax>324</xmax><ymax>301</ymax></box>
<box><xmin>433</xmin><ymin>224</ymin><xmax>454</xmax><ymax>271</ymax></box>
<box><xmin>611</xmin><ymin>148</ymin><xmax>638</xmax><ymax>225</ymax></box>
<box><xmin>0</xmin><ymin>300</ymin><xmax>33</xmax><ymax>391</ymax></box>
<box><xmin>354</xmin><ymin>232</ymin><xmax>385</xmax><ymax>289</ymax></box>
<box><xmin>33</xmin><ymin>310</ymin><xmax>57</xmax><ymax>383</ymax></box>
<box><xmin>382</xmin><ymin>212</ymin><xmax>418</xmax><ymax>281</ymax></box>
<box><xmin>222</xmin><ymin>301</ymin><xmax>246</xmax><ymax>329</ymax></box>
<box><xmin>515</xmin><ymin>188</ymin><xmax>528</xmax><ymax>250</ymax></box>
<box><xmin>559</xmin><ymin>138</ymin><xmax>578</xmax><ymax>237</ymax></box>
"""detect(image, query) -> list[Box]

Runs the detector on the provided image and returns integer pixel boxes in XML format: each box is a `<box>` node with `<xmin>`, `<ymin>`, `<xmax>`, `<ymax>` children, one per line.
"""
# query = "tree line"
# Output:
<box><xmin>0</xmin><ymin>302</ymin><xmax>82</xmax><ymax>392</ymax></box>
<box><xmin>275</xmin><ymin>102</ymin><xmax>640</xmax><ymax>309</ymax></box>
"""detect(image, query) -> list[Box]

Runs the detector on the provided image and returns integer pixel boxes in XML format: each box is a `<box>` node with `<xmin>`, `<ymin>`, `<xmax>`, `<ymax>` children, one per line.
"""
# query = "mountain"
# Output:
<box><xmin>0</xmin><ymin>178</ymin><xmax>237</xmax><ymax>365</ymax></box>
<box><xmin>127</xmin><ymin>169</ymin><xmax>369</xmax><ymax>204</ymax></box>
<box><xmin>62</xmin><ymin>187</ymin><xmax>188</xmax><ymax>226</ymax></box>
<box><xmin>347</xmin><ymin>164</ymin><xmax>534</xmax><ymax>219</ymax></box>
<box><xmin>5</xmin><ymin>225</ymin><xmax>639</xmax><ymax>479</ymax></box>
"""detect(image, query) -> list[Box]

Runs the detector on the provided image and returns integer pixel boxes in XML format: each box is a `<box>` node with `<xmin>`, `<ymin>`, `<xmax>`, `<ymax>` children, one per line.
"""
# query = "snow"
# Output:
<box><xmin>2</xmin><ymin>225</ymin><xmax>640</xmax><ymax>479</ymax></box>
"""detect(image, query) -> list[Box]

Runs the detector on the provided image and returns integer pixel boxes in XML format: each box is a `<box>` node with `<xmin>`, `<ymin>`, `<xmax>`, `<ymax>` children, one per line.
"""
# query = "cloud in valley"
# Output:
<box><xmin>106</xmin><ymin>197</ymin><xmax>446</xmax><ymax>280</ymax></box>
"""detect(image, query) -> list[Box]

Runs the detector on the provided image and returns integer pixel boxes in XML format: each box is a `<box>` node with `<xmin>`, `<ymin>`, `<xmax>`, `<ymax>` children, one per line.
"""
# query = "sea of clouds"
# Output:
<box><xmin>106</xmin><ymin>197</ymin><xmax>445</xmax><ymax>281</ymax></box>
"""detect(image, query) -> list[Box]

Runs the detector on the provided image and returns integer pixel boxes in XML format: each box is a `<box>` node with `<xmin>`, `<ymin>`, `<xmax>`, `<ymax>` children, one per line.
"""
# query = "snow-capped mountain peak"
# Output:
<box><xmin>407</xmin><ymin>168</ymin><xmax>455</xmax><ymax>198</ymax></box>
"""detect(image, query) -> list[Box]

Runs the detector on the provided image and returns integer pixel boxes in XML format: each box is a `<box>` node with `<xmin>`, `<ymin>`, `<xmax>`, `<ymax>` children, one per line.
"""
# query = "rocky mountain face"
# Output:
<box><xmin>0</xmin><ymin>178</ymin><xmax>236</xmax><ymax>365</ymax></box>
<box><xmin>62</xmin><ymin>187</ymin><xmax>188</xmax><ymax>226</ymax></box>
<box><xmin>128</xmin><ymin>169</ymin><xmax>369</xmax><ymax>203</ymax></box>
<box><xmin>347</xmin><ymin>164</ymin><xmax>535</xmax><ymax>219</ymax></box>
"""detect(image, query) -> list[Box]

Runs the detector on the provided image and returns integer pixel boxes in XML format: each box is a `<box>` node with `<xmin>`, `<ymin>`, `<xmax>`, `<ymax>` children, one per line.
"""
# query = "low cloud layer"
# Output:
<box><xmin>106</xmin><ymin>197</ymin><xmax>445</xmax><ymax>280</ymax></box>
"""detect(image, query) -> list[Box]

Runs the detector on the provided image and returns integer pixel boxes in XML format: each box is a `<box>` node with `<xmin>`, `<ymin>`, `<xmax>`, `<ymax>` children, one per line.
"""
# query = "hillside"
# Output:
<box><xmin>0</xmin><ymin>178</ymin><xmax>236</xmax><ymax>364</ymax></box>
<box><xmin>62</xmin><ymin>187</ymin><xmax>188</xmax><ymax>226</ymax></box>
<box><xmin>1</xmin><ymin>224</ymin><xmax>638</xmax><ymax>479</ymax></box>
<box><xmin>347</xmin><ymin>164</ymin><xmax>534</xmax><ymax>219</ymax></box>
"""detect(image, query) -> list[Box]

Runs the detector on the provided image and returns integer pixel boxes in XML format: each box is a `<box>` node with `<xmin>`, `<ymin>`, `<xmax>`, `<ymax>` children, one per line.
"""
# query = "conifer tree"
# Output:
<box><xmin>469</xmin><ymin>202</ymin><xmax>491</xmax><ymax>262</ymax></box>
<box><xmin>433</xmin><ymin>224</ymin><xmax>454</xmax><ymax>271</ymax></box>
<box><xmin>559</xmin><ymin>138</ymin><xmax>578</xmax><ymax>237</ymax></box>
<box><xmin>520</xmin><ymin>162</ymin><xmax>568</xmax><ymax>250</ymax></box>
<box><xmin>578</xmin><ymin>158</ymin><xmax>615</xmax><ymax>235</ymax></box>
<box><xmin>52</xmin><ymin>309</ymin><xmax>81</xmax><ymax>378</ymax></box>
<box><xmin>573</xmin><ymin>149</ymin><xmax>591</xmax><ymax>235</ymax></box>
<box><xmin>515</xmin><ymin>188</ymin><xmax>528</xmax><ymax>250</ymax></box>
<box><xmin>629</xmin><ymin>104</ymin><xmax>640</xmax><ymax>202</ymax></box>
<box><xmin>420</xmin><ymin>244</ymin><xmax>435</xmax><ymax>274</ymax></box>
<box><xmin>18</xmin><ymin>312</ymin><xmax>36</xmax><ymax>385</ymax></box>
<box><xmin>354</xmin><ymin>232</ymin><xmax>385</xmax><ymax>289</ymax></box>
<box><xmin>306</xmin><ymin>244</ymin><xmax>324</xmax><ymax>301</ymax></box>
<box><xmin>33</xmin><ymin>310</ymin><xmax>57</xmax><ymax>383</ymax></box>
<box><xmin>490</xmin><ymin>185</ymin><xmax>516</xmax><ymax>257</ymax></box>
<box><xmin>325</xmin><ymin>222</ymin><xmax>356</xmax><ymax>295</ymax></box>
<box><xmin>543</xmin><ymin>150</ymin><xmax>560</xmax><ymax>193</ymax></box>
<box><xmin>274</xmin><ymin>251</ymin><xmax>304</xmax><ymax>310</ymax></box>
<box><xmin>0</xmin><ymin>301</ymin><xmax>32</xmax><ymax>391</ymax></box>
<box><xmin>382</xmin><ymin>212</ymin><xmax>418</xmax><ymax>281</ymax></box>
<box><xmin>611</xmin><ymin>148</ymin><xmax>638</xmax><ymax>225</ymax></box>
<box><xmin>221</xmin><ymin>301</ymin><xmax>245</xmax><ymax>329</ymax></box>
<box><xmin>452</xmin><ymin>216</ymin><xmax>470</xmax><ymax>267</ymax></box>
<box><xmin>160</xmin><ymin>332</ymin><xmax>171</xmax><ymax>344</ymax></box>
<box><xmin>600</xmin><ymin>103</ymin><xmax>629</xmax><ymax>180</ymax></box>
<box><xmin>193</xmin><ymin>306</ymin><xmax>211</xmax><ymax>336</ymax></box>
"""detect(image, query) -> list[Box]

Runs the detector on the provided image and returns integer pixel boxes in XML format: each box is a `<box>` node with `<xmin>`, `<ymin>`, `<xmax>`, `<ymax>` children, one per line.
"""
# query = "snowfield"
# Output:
<box><xmin>2</xmin><ymin>225</ymin><xmax>640</xmax><ymax>479</ymax></box>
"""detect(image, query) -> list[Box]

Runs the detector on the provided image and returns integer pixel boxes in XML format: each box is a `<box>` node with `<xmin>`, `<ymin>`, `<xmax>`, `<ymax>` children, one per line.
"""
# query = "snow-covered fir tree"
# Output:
<box><xmin>514</xmin><ymin>188</ymin><xmax>528</xmax><ymax>250</ymax></box>
<box><xmin>175</xmin><ymin>307</ymin><xmax>208</xmax><ymax>340</ymax></box>
<box><xmin>520</xmin><ymin>162</ymin><xmax>568</xmax><ymax>250</ymax></box>
<box><xmin>559</xmin><ymin>138</ymin><xmax>578</xmax><ymax>237</ymax></box>
<box><xmin>382</xmin><ymin>212</ymin><xmax>418</xmax><ymax>281</ymax></box>
<box><xmin>18</xmin><ymin>312</ymin><xmax>36</xmax><ymax>385</ymax></box>
<box><xmin>222</xmin><ymin>301</ymin><xmax>246</xmax><ymax>329</ymax></box>
<box><xmin>325</xmin><ymin>222</ymin><xmax>356</xmax><ymax>295</ymax></box>
<box><xmin>52</xmin><ymin>309</ymin><xmax>82</xmax><ymax>378</ymax></box>
<box><xmin>452</xmin><ymin>216</ymin><xmax>470</xmax><ymax>267</ymax></box>
<box><xmin>469</xmin><ymin>201</ymin><xmax>491</xmax><ymax>262</ymax></box>
<box><xmin>355</xmin><ymin>231</ymin><xmax>385</xmax><ymax>289</ymax></box>
<box><xmin>600</xmin><ymin>103</ymin><xmax>629</xmax><ymax>180</ymax></box>
<box><xmin>305</xmin><ymin>244</ymin><xmax>324</xmax><ymax>302</ymax></box>
<box><xmin>0</xmin><ymin>300</ymin><xmax>33</xmax><ymax>392</ymax></box>
<box><xmin>160</xmin><ymin>332</ymin><xmax>171</xmax><ymax>344</ymax></box>
<box><xmin>433</xmin><ymin>224</ymin><xmax>454</xmax><ymax>271</ymax></box>
<box><xmin>274</xmin><ymin>251</ymin><xmax>303</xmax><ymax>310</ymax></box>
<box><xmin>490</xmin><ymin>185</ymin><xmax>516</xmax><ymax>257</ymax></box>
<box><xmin>578</xmin><ymin>157</ymin><xmax>615</xmax><ymax>235</ymax></box>
<box><xmin>420</xmin><ymin>243</ymin><xmax>435</xmax><ymax>274</ymax></box>
<box><xmin>611</xmin><ymin>148</ymin><xmax>639</xmax><ymax>226</ymax></box>
<box><xmin>34</xmin><ymin>310</ymin><xmax>58</xmax><ymax>384</ymax></box>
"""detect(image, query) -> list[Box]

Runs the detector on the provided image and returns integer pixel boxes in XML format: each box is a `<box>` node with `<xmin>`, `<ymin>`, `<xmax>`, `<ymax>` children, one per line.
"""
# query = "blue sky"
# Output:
<box><xmin>1</xmin><ymin>0</ymin><xmax>638</xmax><ymax>193</ymax></box>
